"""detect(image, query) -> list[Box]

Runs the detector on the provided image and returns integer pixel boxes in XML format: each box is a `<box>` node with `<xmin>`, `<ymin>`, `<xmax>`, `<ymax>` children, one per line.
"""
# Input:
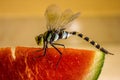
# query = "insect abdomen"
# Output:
<box><xmin>48</xmin><ymin>31</ymin><xmax>71</xmax><ymax>42</ymax></box>
<box><xmin>59</xmin><ymin>31</ymin><xmax>68</xmax><ymax>39</ymax></box>
<box><xmin>70</xmin><ymin>31</ymin><xmax>113</xmax><ymax>55</ymax></box>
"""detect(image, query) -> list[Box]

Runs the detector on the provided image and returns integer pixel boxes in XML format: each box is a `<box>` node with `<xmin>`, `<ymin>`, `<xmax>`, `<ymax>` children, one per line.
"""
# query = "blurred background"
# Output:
<box><xmin>0</xmin><ymin>0</ymin><xmax>120</xmax><ymax>80</ymax></box>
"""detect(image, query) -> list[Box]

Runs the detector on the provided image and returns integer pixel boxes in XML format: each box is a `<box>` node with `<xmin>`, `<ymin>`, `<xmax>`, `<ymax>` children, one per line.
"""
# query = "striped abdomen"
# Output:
<box><xmin>70</xmin><ymin>31</ymin><xmax>113</xmax><ymax>55</ymax></box>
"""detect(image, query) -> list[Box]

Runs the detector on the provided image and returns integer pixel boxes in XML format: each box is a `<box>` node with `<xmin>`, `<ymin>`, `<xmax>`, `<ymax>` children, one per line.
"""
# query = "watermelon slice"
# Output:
<box><xmin>0</xmin><ymin>47</ymin><xmax>105</xmax><ymax>80</ymax></box>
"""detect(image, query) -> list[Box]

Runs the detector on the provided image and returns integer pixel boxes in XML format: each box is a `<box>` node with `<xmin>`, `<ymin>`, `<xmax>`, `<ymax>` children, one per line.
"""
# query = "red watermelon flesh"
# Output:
<box><xmin>0</xmin><ymin>47</ymin><xmax>104</xmax><ymax>80</ymax></box>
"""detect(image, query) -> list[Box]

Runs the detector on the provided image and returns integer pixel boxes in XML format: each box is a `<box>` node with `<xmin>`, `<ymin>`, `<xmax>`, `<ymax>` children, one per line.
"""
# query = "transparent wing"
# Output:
<box><xmin>55</xmin><ymin>9</ymin><xmax>80</xmax><ymax>30</ymax></box>
<box><xmin>44</xmin><ymin>4</ymin><xmax>61</xmax><ymax>30</ymax></box>
<box><xmin>45</xmin><ymin>4</ymin><xmax>80</xmax><ymax>30</ymax></box>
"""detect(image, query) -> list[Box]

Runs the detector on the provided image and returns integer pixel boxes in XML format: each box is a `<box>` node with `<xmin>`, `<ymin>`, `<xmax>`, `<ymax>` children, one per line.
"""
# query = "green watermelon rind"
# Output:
<box><xmin>84</xmin><ymin>51</ymin><xmax>105</xmax><ymax>80</ymax></box>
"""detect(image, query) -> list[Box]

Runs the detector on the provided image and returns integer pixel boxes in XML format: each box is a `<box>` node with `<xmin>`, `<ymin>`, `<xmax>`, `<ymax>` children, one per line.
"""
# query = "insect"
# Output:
<box><xmin>35</xmin><ymin>4</ymin><xmax>113</xmax><ymax>66</ymax></box>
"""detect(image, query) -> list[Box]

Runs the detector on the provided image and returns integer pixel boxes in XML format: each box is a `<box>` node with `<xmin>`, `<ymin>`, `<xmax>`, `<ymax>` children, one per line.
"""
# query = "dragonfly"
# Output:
<box><xmin>35</xmin><ymin>4</ymin><xmax>113</xmax><ymax>66</ymax></box>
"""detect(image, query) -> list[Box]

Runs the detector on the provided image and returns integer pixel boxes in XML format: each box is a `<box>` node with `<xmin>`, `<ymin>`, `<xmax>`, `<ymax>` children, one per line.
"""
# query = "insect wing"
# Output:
<box><xmin>45</xmin><ymin>4</ymin><xmax>61</xmax><ymax>30</ymax></box>
<box><xmin>56</xmin><ymin>9</ymin><xmax>80</xmax><ymax>30</ymax></box>
<box><xmin>44</xmin><ymin>4</ymin><xmax>80</xmax><ymax>31</ymax></box>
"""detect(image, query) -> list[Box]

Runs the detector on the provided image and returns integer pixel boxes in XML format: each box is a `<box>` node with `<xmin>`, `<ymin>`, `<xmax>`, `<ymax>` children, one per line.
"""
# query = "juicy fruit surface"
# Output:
<box><xmin>0</xmin><ymin>47</ymin><xmax>96</xmax><ymax>80</ymax></box>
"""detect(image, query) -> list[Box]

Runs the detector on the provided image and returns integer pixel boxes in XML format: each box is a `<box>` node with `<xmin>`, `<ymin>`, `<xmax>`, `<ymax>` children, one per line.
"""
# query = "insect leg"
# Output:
<box><xmin>35</xmin><ymin>48</ymin><xmax>44</xmax><ymax>53</ymax></box>
<box><xmin>34</xmin><ymin>41</ymin><xmax>48</xmax><ymax>59</ymax></box>
<box><xmin>50</xmin><ymin>43</ymin><xmax>62</xmax><ymax>67</ymax></box>
<box><xmin>40</xmin><ymin>41</ymin><xmax>48</xmax><ymax>56</ymax></box>
<box><xmin>52</xmin><ymin>43</ymin><xmax>65</xmax><ymax>48</ymax></box>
